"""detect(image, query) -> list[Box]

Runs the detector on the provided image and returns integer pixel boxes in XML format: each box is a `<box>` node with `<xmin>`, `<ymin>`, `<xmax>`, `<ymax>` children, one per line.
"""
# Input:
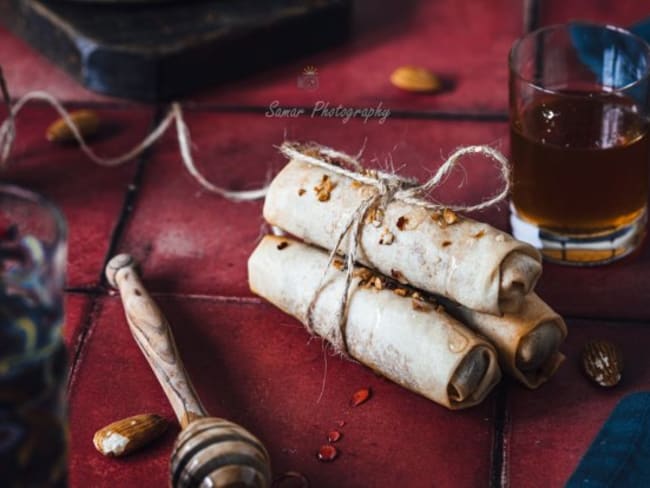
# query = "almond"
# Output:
<box><xmin>390</xmin><ymin>66</ymin><xmax>441</xmax><ymax>93</ymax></box>
<box><xmin>582</xmin><ymin>340</ymin><xmax>623</xmax><ymax>387</ymax></box>
<box><xmin>46</xmin><ymin>109</ymin><xmax>100</xmax><ymax>143</ymax></box>
<box><xmin>93</xmin><ymin>413</ymin><xmax>168</xmax><ymax>457</ymax></box>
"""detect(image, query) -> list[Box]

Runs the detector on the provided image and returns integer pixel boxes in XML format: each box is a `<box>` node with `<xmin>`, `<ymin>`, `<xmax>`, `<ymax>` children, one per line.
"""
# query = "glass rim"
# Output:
<box><xmin>0</xmin><ymin>184</ymin><xmax>67</xmax><ymax>244</ymax></box>
<box><xmin>509</xmin><ymin>21</ymin><xmax>650</xmax><ymax>95</ymax></box>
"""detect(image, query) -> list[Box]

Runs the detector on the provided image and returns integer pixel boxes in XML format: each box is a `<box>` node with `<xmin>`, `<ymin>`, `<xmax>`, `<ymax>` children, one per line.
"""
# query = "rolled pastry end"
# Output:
<box><xmin>515</xmin><ymin>320</ymin><xmax>566</xmax><ymax>388</ymax></box>
<box><xmin>498</xmin><ymin>251</ymin><xmax>543</xmax><ymax>314</ymax></box>
<box><xmin>448</xmin><ymin>345</ymin><xmax>501</xmax><ymax>408</ymax></box>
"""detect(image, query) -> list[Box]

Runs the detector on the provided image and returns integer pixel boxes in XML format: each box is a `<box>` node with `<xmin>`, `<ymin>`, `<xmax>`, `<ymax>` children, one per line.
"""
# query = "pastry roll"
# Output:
<box><xmin>442</xmin><ymin>294</ymin><xmax>567</xmax><ymax>388</ymax></box>
<box><xmin>248</xmin><ymin>235</ymin><xmax>501</xmax><ymax>409</ymax></box>
<box><xmin>263</xmin><ymin>159</ymin><xmax>542</xmax><ymax>315</ymax></box>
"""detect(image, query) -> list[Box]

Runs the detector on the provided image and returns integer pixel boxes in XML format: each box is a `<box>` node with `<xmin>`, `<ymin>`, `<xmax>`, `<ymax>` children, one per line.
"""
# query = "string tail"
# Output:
<box><xmin>0</xmin><ymin>86</ymin><xmax>266</xmax><ymax>201</ymax></box>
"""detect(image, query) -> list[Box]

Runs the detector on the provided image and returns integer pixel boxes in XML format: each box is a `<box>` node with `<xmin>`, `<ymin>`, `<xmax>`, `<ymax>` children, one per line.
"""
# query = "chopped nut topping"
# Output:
<box><xmin>411</xmin><ymin>291</ymin><xmax>422</xmax><ymax>300</ymax></box>
<box><xmin>365</xmin><ymin>206</ymin><xmax>384</xmax><ymax>226</ymax></box>
<box><xmin>412</xmin><ymin>298</ymin><xmax>431</xmax><ymax>312</ymax></box>
<box><xmin>473</xmin><ymin>230</ymin><xmax>485</xmax><ymax>239</ymax></box>
<box><xmin>379</xmin><ymin>228</ymin><xmax>394</xmax><ymax>245</ymax></box>
<box><xmin>442</xmin><ymin>240</ymin><xmax>452</xmax><ymax>247</ymax></box>
<box><xmin>396</xmin><ymin>216</ymin><xmax>409</xmax><ymax>231</ymax></box>
<box><xmin>314</xmin><ymin>175</ymin><xmax>336</xmax><ymax>202</ymax></box>
<box><xmin>277</xmin><ymin>241</ymin><xmax>289</xmax><ymax>250</ymax></box>
<box><xmin>303</xmin><ymin>147</ymin><xmax>321</xmax><ymax>158</ymax></box>
<box><xmin>393</xmin><ymin>288</ymin><xmax>408</xmax><ymax>297</ymax></box>
<box><xmin>353</xmin><ymin>268</ymin><xmax>373</xmax><ymax>282</ymax></box>
<box><xmin>362</xmin><ymin>168</ymin><xmax>378</xmax><ymax>179</ymax></box>
<box><xmin>390</xmin><ymin>269</ymin><xmax>405</xmax><ymax>282</ymax></box>
<box><xmin>298</xmin><ymin>188</ymin><xmax>306</xmax><ymax>196</ymax></box>
<box><xmin>332</xmin><ymin>259</ymin><xmax>345</xmax><ymax>271</ymax></box>
<box><xmin>443</xmin><ymin>208</ymin><xmax>458</xmax><ymax>225</ymax></box>
<box><xmin>373</xmin><ymin>276</ymin><xmax>384</xmax><ymax>290</ymax></box>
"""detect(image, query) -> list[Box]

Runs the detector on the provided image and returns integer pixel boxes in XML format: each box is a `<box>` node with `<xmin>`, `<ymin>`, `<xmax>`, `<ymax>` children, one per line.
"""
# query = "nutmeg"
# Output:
<box><xmin>582</xmin><ymin>340</ymin><xmax>623</xmax><ymax>387</ymax></box>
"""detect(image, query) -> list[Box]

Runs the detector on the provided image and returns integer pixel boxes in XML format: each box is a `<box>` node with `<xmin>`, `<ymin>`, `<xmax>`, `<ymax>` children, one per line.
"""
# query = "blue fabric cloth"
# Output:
<box><xmin>566</xmin><ymin>392</ymin><xmax>650</xmax><ymax>488</ymax></box>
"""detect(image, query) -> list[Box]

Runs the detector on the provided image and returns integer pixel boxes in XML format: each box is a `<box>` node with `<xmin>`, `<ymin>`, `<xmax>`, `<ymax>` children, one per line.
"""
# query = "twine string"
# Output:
<box><xmin>281</xmin><ymin>141</ymin><xmax>510</xmax><ymax>356</ymax></box>
<box><xmin>0</xmin><ymin>73</ymin><xmax>267</xmax><ymax>201</ymax></box>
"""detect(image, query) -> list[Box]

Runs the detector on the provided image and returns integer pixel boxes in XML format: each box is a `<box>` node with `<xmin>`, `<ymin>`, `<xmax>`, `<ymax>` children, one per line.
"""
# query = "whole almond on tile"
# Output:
<box><xmin>582</xmin><ymin>340</ymin><xmax>623</xmax><ymax>387</ymax></box>
<box><xmin>46</xmin><ymin>109</ymin><xmax>100</xmax><ymax>143</ymax></box>
<box><xmin>390</xmin><ymin>66</ymin><xmax>441</xmax><ymax>93</ymax></box>
<box><xmin>93</xmin><ymin>413</ymin><xmax>168</xmax><ymax>457</ymax></box>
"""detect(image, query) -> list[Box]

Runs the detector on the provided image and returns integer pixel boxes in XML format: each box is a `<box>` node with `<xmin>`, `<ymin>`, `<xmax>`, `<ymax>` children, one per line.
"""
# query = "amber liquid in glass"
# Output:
<box><xmin>511</xmin><ymin>92</ymin><xmax>650</xmax><ymax>236</ymax></box>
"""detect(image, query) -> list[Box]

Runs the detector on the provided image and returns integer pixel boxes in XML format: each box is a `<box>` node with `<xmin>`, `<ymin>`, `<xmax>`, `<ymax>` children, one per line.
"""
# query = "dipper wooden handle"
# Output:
<box><xmin>106</xmin><ymin>254</ymin><xmax>272</xmax><ymax>487</ymax></box>
<box><xmin>106</xmin><ymin>254</ymin><xmax>206</xmax><ymax>427</ymax></box>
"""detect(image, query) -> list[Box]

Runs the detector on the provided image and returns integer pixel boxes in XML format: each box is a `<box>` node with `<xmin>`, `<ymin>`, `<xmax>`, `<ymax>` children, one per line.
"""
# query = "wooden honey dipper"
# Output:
<box><xmin>106</xmin><ymin>254</ymin><xmax>271</xmax><ymax>488</ymax></box>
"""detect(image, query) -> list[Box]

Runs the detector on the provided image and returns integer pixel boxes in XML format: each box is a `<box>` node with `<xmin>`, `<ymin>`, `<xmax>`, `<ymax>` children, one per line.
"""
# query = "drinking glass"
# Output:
<box><xmin>509</xmin><ymin>23</ymin><xmax>650</xmax><ymax>264</ymax></box>
<box><xmin>0</xmin><ymin>185</ymin><xmax>67</xmax><ymax>486</ymax></box>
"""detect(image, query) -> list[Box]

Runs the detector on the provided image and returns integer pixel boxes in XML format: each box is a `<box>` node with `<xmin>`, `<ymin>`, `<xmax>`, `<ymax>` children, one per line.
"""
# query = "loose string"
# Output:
<box><xmin>0</xmin><ymin>73</ymin><xmax>267</xmax><ymax>201</ymax></box>
<box><xmin>280</xmin><ymin>141</ymin><xmax>510</xmax><ymax>356</ymax></box>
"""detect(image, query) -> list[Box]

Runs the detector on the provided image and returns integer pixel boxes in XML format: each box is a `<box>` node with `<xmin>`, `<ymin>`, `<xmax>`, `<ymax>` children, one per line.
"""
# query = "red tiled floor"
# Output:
<box><xmin>187</xmin><ymin>0</ymin><xmax>522</xmax><ymax>113</ymax></box>
<box><xmin>63</xmin><ymin>293</ymin><xmax>94</xmax><ymax>352</ymax></box>
<box><xmin>0</xmin><ymin>26</ymin><xmax>115</xmax><ymax>104</ymax></box>
<box><xmin>0</xmin><ymin>104</ymin><xmax>154</xmax><ymax>287</ymax></box>
<box><xmin>116</xmin><ymin>111</ymin><xmax>511</xmax><ymax>297</ymax></box>
<box><xmin>505</xmin><ymin>318</ymin><xmax>649</xmax><ymax>488</ymax></box>
<box><xmin>539</xmin><ymin>0</ymin><xmax>650</xmax><ymax>27</ymax></box>
<box><xmin>68</xmin><ymin>296</ymin><xmax>496</xmax><ymax>488</ymax></box>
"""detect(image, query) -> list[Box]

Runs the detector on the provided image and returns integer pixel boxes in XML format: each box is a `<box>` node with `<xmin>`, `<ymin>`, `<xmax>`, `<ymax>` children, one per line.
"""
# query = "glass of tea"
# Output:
<box><xmin>0</xmin><ymin>186</ymin><xmax>68</xmax><ymax>486</ymax></box>
<box><xmin>509</xmin><ymin>23</ymin><xmax>650</xmax><ymax>265</ymax></box>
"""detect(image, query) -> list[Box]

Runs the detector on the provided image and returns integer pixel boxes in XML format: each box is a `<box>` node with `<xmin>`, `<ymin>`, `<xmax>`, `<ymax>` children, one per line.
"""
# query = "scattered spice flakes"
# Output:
<box><xmin>352</xmin><ymin>268</ymin><xmax>373</xmax><ymax>282</ymax></box>
<box><xmin>314</xmin><ymin>174</ymin><xmax>336</xmax><ymax>202</ymax></box>
<box><xmin>332</xmin><ymin>258</ymin><xmax>345</xmax><ymax>271</ymax></box>
<box><xmin>317</xmin><ymin>444</ymin><xmax>339</xmax><ymax>462</ymax></box>
<box><xmin>372</xmin><ymin>276</ymin><xmax>384</xmax><ymax>290</ymax></box>
<box><xmin>411</xmin><ymin>298</ymin><xmax>431</xmax><ymax>312</ymax></box>
<box><xmin>396</xmin><ymin>215</ymin><xmax>409</xmax><ymax>231</ymax></box>
<box><xmin>327</xmin><ymin>430</ymin><xmax>342</xmax><ymax>443</ymax></box>
<box><xmin>393</xmin><ymin>287</ymin><xmax>408</xmax><ymax>297</ymax></box>
<box><xmin>351</xmin><ymin>181</ymin><xmax>363</xmax><ymax>189</ymax></box>
<box><xmin>277</xmin><ymin>241</ymin><xmax>289</xmax><ymax>250</ymax></box>
<box><xmin>379</xmin><ymin>227</ymin><xmax>394</xmax><ymax>245</ymax></box>
<box><xmin>442</xmin><ymin>240</ymin><xmax>452</xmax><ymax>247</ymax></box>
<box><xmin>350</xmin><ymin>387</ymin><xmax>371</xmax><ymax>407</ymax></box>
<box><xmin>390</xmin><ymin>269</ymin><xmax>405</xmax><ymax>282</ymax></box>
<box><xmin>298</xmin><ymin>188</ymin><xmax>306</xmax><ymax>196</ymax></box>
<box><xmin>365</xmin><ymin>206</ymin><xmax>384</xmax><ymax>226</ymax></box>
<box><xmin>473</xmin><ymin>230</ymin><xmax>486</xmax><ymax>239</ymax></box>
<box><xmin>443</xmin><ymin>208</ymin><xmax>459</xmax><ymax>225</ymax></box>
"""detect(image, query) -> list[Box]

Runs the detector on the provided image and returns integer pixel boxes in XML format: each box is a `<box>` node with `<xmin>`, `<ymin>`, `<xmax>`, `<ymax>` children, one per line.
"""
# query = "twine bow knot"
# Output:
<box><xmin>278</xmin><ymin>141</ymin><xmax>510</xmax><ymax>356</ymax></box>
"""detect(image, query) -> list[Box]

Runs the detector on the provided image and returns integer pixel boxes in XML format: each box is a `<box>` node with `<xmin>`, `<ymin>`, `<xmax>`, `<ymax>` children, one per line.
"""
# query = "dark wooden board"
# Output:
<box><xmin>0</xmin><ymin>0</ymin><xmax>352</xmax><ymax>101</ymax></box>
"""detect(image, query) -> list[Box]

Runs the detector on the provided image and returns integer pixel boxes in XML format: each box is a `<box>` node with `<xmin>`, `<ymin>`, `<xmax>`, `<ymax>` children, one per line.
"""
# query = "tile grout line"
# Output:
<box><xmin>65</xmin><ymin>297</ymin><xmax>102</xmax><ymax>395</ymax></box>
<box><xmin>98</xmin><ymin>105</ymin><xmax>165</xmax><ymax>287</ymax></box>
<box><xmin>65</xmin><ymin>106</ymin><xmax>162</xmax><ymax>390</ymax></box>
<box><xmin>490</xmin><ymin>382</ymin><xmax>510</xmax><ymax>488</ymax></box>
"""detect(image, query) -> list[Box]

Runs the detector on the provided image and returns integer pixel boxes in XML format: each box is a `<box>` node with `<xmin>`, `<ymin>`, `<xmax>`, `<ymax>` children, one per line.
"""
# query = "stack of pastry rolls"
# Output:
<box><xmin>248</xmin><ymin>157</ymin><xmax>567</xmax><ymax>410</ymax></box>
